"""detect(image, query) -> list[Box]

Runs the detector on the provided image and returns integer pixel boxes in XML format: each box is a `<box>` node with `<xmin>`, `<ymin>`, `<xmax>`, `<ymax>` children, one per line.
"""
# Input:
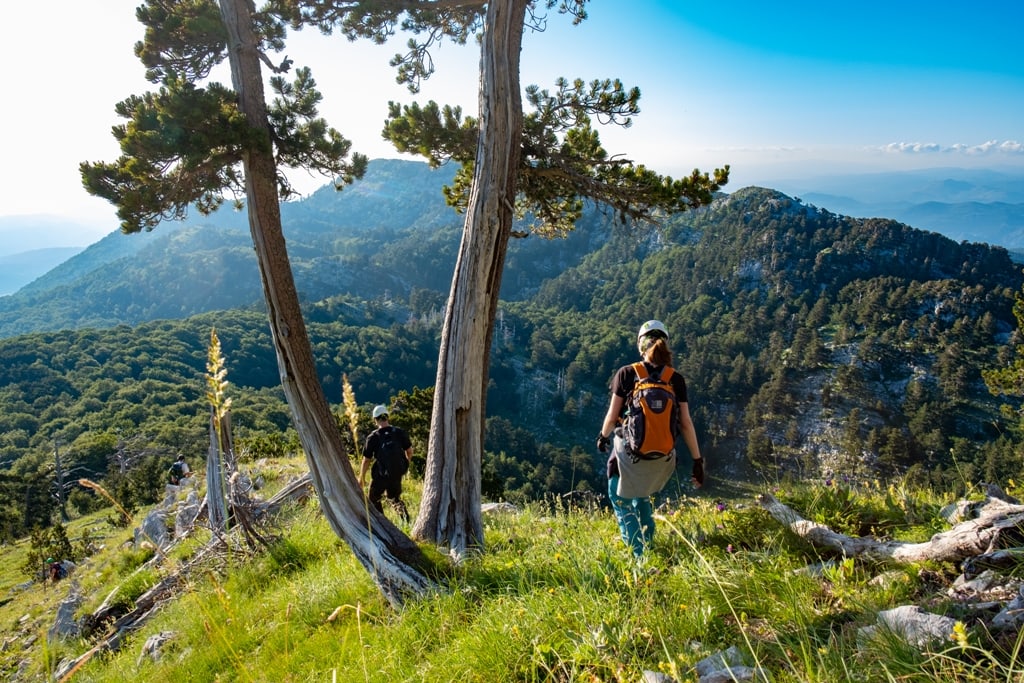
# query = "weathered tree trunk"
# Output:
<box><xmin>759</xmin><ymin>492</ymin><xmax>1024</xmax><ymax>565</ymax></box>
<box><xmin>206</xmin><ymin>411</ymin><xmax>228</xmax><ymax>533</ymax></box>
<box><xmin>218</xmin><ymin>0</ymin><xmax>434</xmax><ymax>605</ymax></box>
<box><xmin>412</xmin><ymin>0</ymin><xmax>527</xmax><ymax>555</ymax></box>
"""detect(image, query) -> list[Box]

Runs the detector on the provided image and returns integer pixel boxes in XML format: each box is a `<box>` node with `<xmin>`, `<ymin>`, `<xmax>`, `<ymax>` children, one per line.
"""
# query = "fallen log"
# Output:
<box><xmin>962</xmin><ymin>547</ymin><xmax>1024</xmax><ymax>579</ymax></box>
<box><xmin>260</xmin><ymin>472</ymin><xmax>314</xmax><ymax>515</ymax></box>
<box><xmin>758</xmin><ymin>492</ymin><xmax>1024</xmax><ymax>565</ymax></box>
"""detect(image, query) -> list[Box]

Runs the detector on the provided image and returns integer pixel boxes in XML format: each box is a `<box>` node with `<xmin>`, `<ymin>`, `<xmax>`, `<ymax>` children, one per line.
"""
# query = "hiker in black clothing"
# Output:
<box><xmin>168</xmin><ymin>453</ymin><xmax>190</xmax><ymax>485</ymax></box>
<box><xmin>358</xmin><ymin>404</ymin><xmax>413</xmax><ymax>522</ymax></box>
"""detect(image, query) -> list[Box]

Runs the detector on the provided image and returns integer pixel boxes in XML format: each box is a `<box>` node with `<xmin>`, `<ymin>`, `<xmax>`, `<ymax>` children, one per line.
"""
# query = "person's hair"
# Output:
<box><xmin>642</xmin><ymin>336</ymin><xmax>673</xmax><ymax>367</ymax></box>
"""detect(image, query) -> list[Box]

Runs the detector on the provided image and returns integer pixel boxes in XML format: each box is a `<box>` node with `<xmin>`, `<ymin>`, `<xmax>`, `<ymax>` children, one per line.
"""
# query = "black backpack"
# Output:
<box><xmin>374</xmin><ymin>427</ymin><xmax>409</xmax><ymax>479</ymax></box>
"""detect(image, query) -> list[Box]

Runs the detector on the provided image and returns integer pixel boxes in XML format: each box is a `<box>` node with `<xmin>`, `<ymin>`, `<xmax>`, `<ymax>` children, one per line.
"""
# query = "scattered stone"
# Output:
<box><xmin>693</xmin><ymin>645</ymin><xmax>769</xmax><ymax>682</ymax></box>
<box><xmin>695</xmin><ymin>645</ymin><xmax>747</xmax><ymax>678</ymax></box>
<box><xmin>991</xmin><ymin>585</ymin><xmax>1024</xmax><ymax>630</ymax></box>
<box><xmin>175</xmin><ymin>490</ymin><xmax>202</xmax><ymax>538</ymax></box>
<box><xmin>47</xmin><ymin>582</ymin><xmax>84</xmax><ymax>641</ymax></box>
<box><xmin>869</xmin><ymin>569</ymin><xmax>908</xmax><ymax>589</ymax></box>
<box><xmin>135</xmin><ymin>509</ymin><xmax>169</xmax><ymax>550</ymax></box>
<box><xmin>939</xmin><ymin>500</ymin><xmax>974</xmax><ymax>524</ymax></box>
<box><xmin>481</xmin><ymin>502</ymin><xmax>518</xmax><ymax>515</ymax></box>
<box><xmin>699</xmin><ymin>667</ymin><xmax>766</xmax><ymax>683</ymax></box>
<box><xmin>869</xmin><ymin>605</ymin><xmax>958</xmax><ymax>649</ymax></box>
<box><xmin>137</xmin><ymin>630</ymin><xmax>177</xmax><ymax>665</ymax></box>
<box><xmin>949</xmin><ymin>570</ymin><xmax>1021</xmax><ymax>603</ymax></box>
<box><xmin>794</xmin><ymin>560</ymin><xmax>835</xmax><ymax>577</ymax></box>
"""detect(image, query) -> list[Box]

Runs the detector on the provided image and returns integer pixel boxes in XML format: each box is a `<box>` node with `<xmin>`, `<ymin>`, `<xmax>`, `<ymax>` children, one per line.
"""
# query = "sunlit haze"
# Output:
<box><xmin>2</xmin><ymin>0</ymin><xmax>1021</xmax><ymax>245</ymax></box>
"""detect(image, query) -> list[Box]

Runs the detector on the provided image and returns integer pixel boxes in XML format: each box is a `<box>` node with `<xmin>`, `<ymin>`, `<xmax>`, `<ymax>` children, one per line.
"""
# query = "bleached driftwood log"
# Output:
<box><xmin>758</xmin><ymin>492</ymin><xmax>1024</xmax><ymax>565</ymax></box>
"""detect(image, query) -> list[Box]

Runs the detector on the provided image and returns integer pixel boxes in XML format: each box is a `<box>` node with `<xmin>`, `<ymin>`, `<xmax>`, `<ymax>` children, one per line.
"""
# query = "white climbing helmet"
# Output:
<box><xmin>372</xmin><ymin>404</ymin><xmax>389</xmax><ymax>419</ymax></box>
<box><xmin>637</xmin><ymin>320</ymin><xmax>668</xmax><ymax>353</ymax></box>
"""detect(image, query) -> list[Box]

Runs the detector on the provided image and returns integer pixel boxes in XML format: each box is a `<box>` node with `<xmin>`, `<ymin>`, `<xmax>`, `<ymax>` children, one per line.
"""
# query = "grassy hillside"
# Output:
<box><xmin>3</xmin><ymin>455</ymin><xmax>1022</xmax><ymax>682</ymax></box>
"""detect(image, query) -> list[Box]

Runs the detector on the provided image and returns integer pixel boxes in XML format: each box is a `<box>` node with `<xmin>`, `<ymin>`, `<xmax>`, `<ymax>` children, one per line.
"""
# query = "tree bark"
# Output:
<box><xmin>412</xmin><ymin>0</ymin><xmax>527</xmax><ymax>555</ymax></box>
<box><xmin>206</xmin><ymin>411</ymin><xmax>228</xmax><ymax>533</ymax></box>
<box><xmin>218</xmin><ymin>0</ymin><xmax>433</xmax><ymax>606</ymax></box>
<box><xmin>759</xmin><ymin>492</ymin><xmax>1024</xmax><ymax>565</ymax></box>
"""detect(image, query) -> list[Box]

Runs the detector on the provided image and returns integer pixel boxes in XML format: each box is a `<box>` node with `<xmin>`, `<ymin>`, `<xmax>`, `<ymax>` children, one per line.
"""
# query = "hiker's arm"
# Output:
<box><xmin>678</xmin><ymin>402</ymin><xmax>701</xmax><ymax>461</ymax></box>
<box><xmin>679</xmin><ymin>402</ymin><xmax>704</xmax><ymax>487</ymax></box>
<box><xmin>599</xmin><ymin>394</ymin><xmax>625</xmax><ymax>440</ymax></box>
<box><xmin>358</xmin><ymin>457</ymin><xmax>370</xmax><ymax>488</ymax></box>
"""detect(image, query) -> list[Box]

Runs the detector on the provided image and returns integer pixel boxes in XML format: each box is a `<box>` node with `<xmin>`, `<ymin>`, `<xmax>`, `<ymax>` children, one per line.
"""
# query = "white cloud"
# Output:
<box><xmin>883</xmin><ymin>140</ymin><xmax>1024</xmax><ymax>155</ymax></box>
<box><xmin>883</xmin><ymin>142</ymin><xmax>942</xmax><ymax>154</ymax></box>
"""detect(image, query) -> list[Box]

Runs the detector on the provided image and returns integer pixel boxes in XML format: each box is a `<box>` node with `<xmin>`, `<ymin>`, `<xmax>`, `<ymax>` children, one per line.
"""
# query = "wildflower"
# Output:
<box><xmin>726</xmin><ymin>544</ymin><xmax>734</xmax><ymax>553</ymax></box>
<box><xmin>952</xmin><ymin>621</ymin><xmax>968</xmax><ymax>649</ymax></box>
<box><xmin>825</xmin><ymin>478</ymin><xmax>833</xmax><ymax>486</ymax></box>
<box><xmin>716</xmin><ymin>501</ymin><xmax>726</xmax><ymax>512</ymax></box>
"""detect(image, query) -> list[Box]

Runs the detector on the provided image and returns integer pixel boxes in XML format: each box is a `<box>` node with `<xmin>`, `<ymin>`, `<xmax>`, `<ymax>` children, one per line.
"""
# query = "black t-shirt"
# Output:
<box><xmin>610</xmin><ymin>361</ymin><xmax>688</xmax><ymax>404</ymax></box>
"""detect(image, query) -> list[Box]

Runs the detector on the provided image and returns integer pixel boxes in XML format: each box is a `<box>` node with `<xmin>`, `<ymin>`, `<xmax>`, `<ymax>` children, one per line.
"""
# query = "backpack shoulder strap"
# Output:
<box><xmin>631</xmin><ymin>361</ymin><xmax>648</xmax><ymax>380</ymax></box>
<box><xmin>660</xmin><ymin>366</ymin><xmax>675</xmax><ymax>383</ymax></box>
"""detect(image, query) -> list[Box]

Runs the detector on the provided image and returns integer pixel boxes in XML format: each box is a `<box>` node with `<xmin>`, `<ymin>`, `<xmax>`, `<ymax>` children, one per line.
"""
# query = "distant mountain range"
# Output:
<box><xmin>1</xmin><ymin>163</ymin><xmax>1021</xmax><ymax>298</ymax></box>
<box><xmin>769</xmin><ymin>167</ymin><xmax>1024</xmax><ymax>250</ymax></box>
<box><xmin>0</xmin><ymin>215</ymin><xmax>115</xmax><ymax>296</ymax></box>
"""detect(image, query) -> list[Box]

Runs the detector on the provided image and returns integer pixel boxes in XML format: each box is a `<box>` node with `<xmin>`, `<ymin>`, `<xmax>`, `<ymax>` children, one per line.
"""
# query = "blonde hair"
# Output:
<box><xmin>641</xmin><ymin>336</ymin><xmax>673</xmax><ymax>367</ymax></box>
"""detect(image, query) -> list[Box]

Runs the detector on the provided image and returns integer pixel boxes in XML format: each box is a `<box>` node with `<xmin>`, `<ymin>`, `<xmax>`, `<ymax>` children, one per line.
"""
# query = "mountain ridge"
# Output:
<box><xmin>2</xmin><ymin>161</ymin><xmax>1022</xmax><ymax>299</ymax></box>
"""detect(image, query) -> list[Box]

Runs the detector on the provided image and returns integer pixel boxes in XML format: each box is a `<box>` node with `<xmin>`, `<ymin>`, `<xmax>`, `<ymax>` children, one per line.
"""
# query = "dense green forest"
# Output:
<box><xmin>2</xmin><ymin>162</ymin><xmax>1023</xmax><ymax>542</ymax></box>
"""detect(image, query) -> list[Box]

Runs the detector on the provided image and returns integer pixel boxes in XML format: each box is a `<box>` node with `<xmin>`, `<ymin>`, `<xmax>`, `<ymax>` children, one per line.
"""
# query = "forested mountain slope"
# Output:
<box><xmin>496</xmin><ymin>188</ymin><xmax>1023</xmax><ymax>482</ymax></box>
<box><xmin>1</xmin><ymin>176</ymin><xmax>1023</xmax><ymax>540</ymax></box>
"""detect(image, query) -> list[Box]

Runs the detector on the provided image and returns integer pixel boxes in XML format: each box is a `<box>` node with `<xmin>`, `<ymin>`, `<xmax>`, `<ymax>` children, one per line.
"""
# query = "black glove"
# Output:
<box><xmin>692</xmin><ymin>457</ymin><xmax>705</xmax><ymax>487</ymax></box>
<box><xmin>596</xmin><ymin>433</ymin><xmax>611</xmax><ymax>453</ymax></box>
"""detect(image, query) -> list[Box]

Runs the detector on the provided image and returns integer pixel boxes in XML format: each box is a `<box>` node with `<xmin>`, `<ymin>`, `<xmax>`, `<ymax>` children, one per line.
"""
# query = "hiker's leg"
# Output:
<box><xmin>385</xmin><ymin>479</ymin><xmax>410</xmax><ymax>522</ymax></box>
<box><xmin>608</xmin><ymin>476</ymin><xmax>644</xmax><ymax>556</ymax></box>
<box><xmin>392</xmin><ymin>498</ymin><xmax>410</xmax><ymax>523</ymax></box>
<box><xmin>367</xmin><ymin>479</ymin><xmax>386</xmax><ymax>513</ymax></box>
<box><xmin>637</xmin><ymin>497</ymin><xmax>655</xmax><ymax>546</ymax></box>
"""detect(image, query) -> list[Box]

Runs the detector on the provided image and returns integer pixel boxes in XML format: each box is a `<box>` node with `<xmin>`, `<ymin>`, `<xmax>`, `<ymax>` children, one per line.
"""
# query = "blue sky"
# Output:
<box><xmin>2</xmin><ymin>0</ymin><xmax>1021</xmax><ymax>244</ymax></box>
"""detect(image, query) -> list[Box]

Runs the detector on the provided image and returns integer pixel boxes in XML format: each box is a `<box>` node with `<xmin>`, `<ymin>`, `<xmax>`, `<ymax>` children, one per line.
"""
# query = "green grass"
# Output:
<box><xmin>4</xmin><ymin>470</ymin><xmax>1024</xmax><ymax>682</ymax></box>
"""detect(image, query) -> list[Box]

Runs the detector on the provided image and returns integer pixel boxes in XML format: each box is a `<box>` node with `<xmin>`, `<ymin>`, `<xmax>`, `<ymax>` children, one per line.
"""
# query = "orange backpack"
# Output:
<box><xmin>621</xmin><ymin>362</ymin><xmax>680</xmax><ymax>460</ymax></box>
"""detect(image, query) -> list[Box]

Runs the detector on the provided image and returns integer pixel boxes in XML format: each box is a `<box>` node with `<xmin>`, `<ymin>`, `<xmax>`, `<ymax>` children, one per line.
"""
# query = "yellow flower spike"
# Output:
<box><xmin>952</xmin><ymin>620</ymin><xmax>969</xmax><ymax>649</ymax></box>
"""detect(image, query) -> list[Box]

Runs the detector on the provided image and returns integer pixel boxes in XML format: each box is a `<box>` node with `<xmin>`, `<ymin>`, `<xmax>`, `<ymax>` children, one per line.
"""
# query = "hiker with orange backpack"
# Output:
<box><xmin>596</xmin><ymin>320</ymin><xmax>704</xmax><ymax>556</ymax></box>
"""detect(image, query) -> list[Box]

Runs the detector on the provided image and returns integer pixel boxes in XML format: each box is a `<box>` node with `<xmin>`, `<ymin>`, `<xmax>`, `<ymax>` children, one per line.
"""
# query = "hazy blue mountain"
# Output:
<box><xmin>0</xmin><ymin>215</ymin><xmax>109</xmax><ymax>257</ymax></box>
<box><xmin>0</xmin><ymin>247</ymin><xmax>82</xmax><ymax>296</ymax></box>
<box><xmin>769</xmin><ymin>167</ymin><xmax>1024</xmax><ymax>248</ymax></box>
<box><xmin>0</xmin><ymin>159</ymin><xmax>601</xmax><ymax>338</ymax></box>
<box><xmin>3</xmin><ymin>160</ymin><xmax>1022</xmax><ymax>338</ymax></box>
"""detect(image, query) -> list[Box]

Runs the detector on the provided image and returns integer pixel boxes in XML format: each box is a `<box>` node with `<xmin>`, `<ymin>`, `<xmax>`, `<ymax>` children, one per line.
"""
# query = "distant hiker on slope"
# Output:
<box><xmin>168</xmin><ymin>453</ymin><xmax>190</xmax><ymax>486</ymax></box>
<box><xmin>596</xmin><ymin>320</ymin><xmax>704</xmax><ymax>556</ymax></box>
<box><xmin>359</xmin><ymin>404</ymin><xmax>413</xmax><ymax>523</ymax></box>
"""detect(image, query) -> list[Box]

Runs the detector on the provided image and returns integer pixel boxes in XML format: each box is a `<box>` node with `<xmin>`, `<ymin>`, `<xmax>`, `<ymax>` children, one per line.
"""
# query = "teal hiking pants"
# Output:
<box><xmin>608</xmin><ymin>475</ymin><xmax>655</xmax><ymax>556</ymax></box>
